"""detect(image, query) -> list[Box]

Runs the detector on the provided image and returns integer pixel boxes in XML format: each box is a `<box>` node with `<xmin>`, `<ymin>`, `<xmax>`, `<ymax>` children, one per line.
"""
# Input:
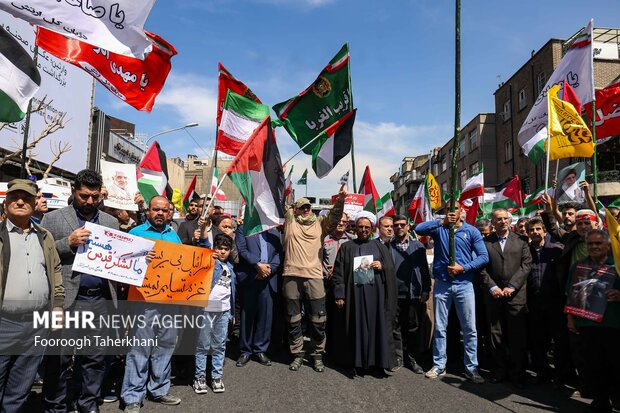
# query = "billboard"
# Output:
<box><xmin>0</xmin><ymin>11</ymin><xmax>93</xmax><ymax>174</ymax></box>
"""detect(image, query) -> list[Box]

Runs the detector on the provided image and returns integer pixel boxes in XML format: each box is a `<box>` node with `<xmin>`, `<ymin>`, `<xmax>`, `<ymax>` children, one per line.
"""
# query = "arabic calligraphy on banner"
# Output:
<box><xmin>72</xmin><ymin>222</ymin><xmax>155</xmax><ymax>286</ymax></box>
<box><xmin>128</xmin><ymin>241</ymin><xmax>215</xmax><ymax>306</ymax></box>
<box><xmin>304</xmin><ymin>89</ymin><xmax>351</xmax><ymax>131</ymax></box>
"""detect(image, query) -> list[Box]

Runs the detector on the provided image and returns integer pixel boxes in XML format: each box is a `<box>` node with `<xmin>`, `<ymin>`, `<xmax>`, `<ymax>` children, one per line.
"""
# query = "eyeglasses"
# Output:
<box><xmin>299</xmin><ymin>205</ymin><xmax>311</xmax><ymax>210</ymax></box>
<box><xmin>394</xmin><ymin>223</ymin><xmax>407</xmax><ymax>227</ymax></box>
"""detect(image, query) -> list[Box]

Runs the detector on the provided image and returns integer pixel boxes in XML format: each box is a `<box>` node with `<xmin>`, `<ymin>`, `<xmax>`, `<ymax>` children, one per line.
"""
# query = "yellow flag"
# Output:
<box><xmin>426</xmin><ymin>172</ymin><xmax>441</xmax><ymax>210</ymax></box>
<box><xmin>605</xmin><ymin>208</ymin><xmax>620</xmax><ymax>277</ymax></box>
<box><xmin>546</xmin><ymin>84</ymin><xmax>594</xmax><ymax>160</ymax></box>
<box><xmin>171</xmin><ymin>188</ymin><xmax>183</xmax><ymax>213</ymax></box>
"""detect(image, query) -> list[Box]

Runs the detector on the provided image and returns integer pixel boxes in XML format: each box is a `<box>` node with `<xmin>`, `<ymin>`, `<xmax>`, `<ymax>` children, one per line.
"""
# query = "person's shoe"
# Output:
<box><xmin>256</xmin><ymin>353</ymin><xmax>272</xmax><ymax>366</ymax></box>
<box><xmin>424</xmin><ymin>366</ymin><xmax>446</xmax><ymax>379</ymax></box>
<box><xmin>388</xmin><ymin>356</ymin><xmax>403</xmax><ymax>373</ymax></box>
<box><xmin>289</xmin><ymin>356</ymin><xmax>304</xmax><ymax>371</ymax></box>
<box><xmin>312</xmin><ymin>355</ymin><xmax>325</xmax><ymax>373</ymax></box>
<box><xmin>211</xmin><ymin>378</ymin><xmax>225</xmax><ymax>393</ymax></box>
<box><xmin>407</xmin><ymin>356</ymin><xmax>424</xmax><ymax>374</ymax></box>
<box><xmin>123</xmin><ymin>403</ymin><xmax>141</xmax><ymax>413</ymax></box>
<box><xmin>236</xmin><ymin>354</ymin><xmax>251</xmax><ymax>367</ymax></box>
<box><xmin>193</xmin><ymin>375</ymin><xmax>209</xmax><ymax>394</ymax></box>
<box><xmin>464</xmin><ymin>368</ymin><xmax>485</xmax><ymax>384</ymax></box>
<box><xmin>152</xmin><ymin>394</ymin><xmax>181</xmax><ymax>405</ymax></box>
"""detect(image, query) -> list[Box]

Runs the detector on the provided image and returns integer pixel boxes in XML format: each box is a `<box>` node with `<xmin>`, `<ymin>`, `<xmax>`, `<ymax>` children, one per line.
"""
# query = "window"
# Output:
<box><xmin>441</xmin><ymin>182</ymin><xmax>448</xmax><ymax>195</ymax></box>
<box><xmin>470</xmin><ymin>161</ymin><xmax>480</xmax><ymax>175</ymax></box>
<box><xmin>458</xmin><ymin>139</ymin><xmax>466</xmax><ymax>158</ymax></box>
<box><xmin>433</xmin><ymin>163</ymin><xmax>439</xmax><ymax>176</ymax></box>
<box><xmin>504</xmin><ymin>140</ymin><xmax>513</xmax><ymax>162</ymax></box>
<box><xmin>518</xmin><ymin>88</ymin><xmax>527</xmax><ymax>110</ymax></box>
<box><xmin>536</xmin><ymin>72</ymin><xmax>546</xmax><ymax>95</ymax></box>
<box><xmin>502</xmin><ymin>100</ymin><xmax>511</xmax><ymax>121</ymax></box>
<box><xmin>442</xmin><ymin>159</ymin><xmax>447</xmax><ymax>172</ymax></box>
<box><xmin>468</xmin><ymin>129</ymin><xmax>478</xmax><ymax>150</ymax></box>
<box><xmin>459</xmin><ymin>170</ymin><xmax>467</xmax><ymax>187</ymax></box>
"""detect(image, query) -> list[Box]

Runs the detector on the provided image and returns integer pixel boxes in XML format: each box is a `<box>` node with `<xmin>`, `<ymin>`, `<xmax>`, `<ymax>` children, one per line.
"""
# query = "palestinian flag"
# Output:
<box><xmin>408</xmin><ymin>178</ymin><xmax>432</xmax><ymax>225</ymax></box>
<box><xmin>461</xmin><ymin>197</ymin><xmax>480</xmax><ymax>225</ymax></box>
<box><xmin>182</xmin><ymin>175</ymin><xmax>198</xmax><ymax>211</ymax></box>
<box><xmin>0</xmin><ymin>26</ymin><xmax>41</xmax><ymax>123</ymax></box>
<box><xmin>226</xmin><ymin>117</ymin><xmax>285</xmax><ymax>236</ymax></box>
<box><xmin>358</xmin><ymin>165</ymin><xmax>380</xmax><ymax>213</ymax></box>
<box><xmin>481</xmin><ymin>176</ymin><xmax>523</xmax><ymax>215</ymax></box>
<box><xmin>312</xmin><ymin>110</ymin><xmax>355</xmax><ymax>178</ymax></box>
<box><xmin>216</xmin><ymin>90</ymin><xmax>270</xmax><ymax>156</ymax></box>
<box><xmin>217</xmin><ymin>63</ymin><xmax>261</xmax><ymax>126</ymax></box>
<box><xmin>376</xmin><ymin>192</ymin><xmax>395</xmax><ymax>219</ymax></box>
<box><xmin>297</xmin><ymin>169</ymin><xmax>308</xmax><ymax>185</ymax></box>
<box><xmin>459</xmin><ymin>170</ymin><xmax>484</xmax><ymax>202</ymax></box>
<box><xmin>210</xmin><ymin>168</ymin><xmax>226</xmax><ymax>201</ymax></box>
<box><xmin>137</xmin><ymin>141</ymin><xmax>173</xmax><ymax>204</ymax></box>
<box><xmin>273</xmin><ymin>44</ymin><xmax>353</xmax><ymax>165</ymax></box>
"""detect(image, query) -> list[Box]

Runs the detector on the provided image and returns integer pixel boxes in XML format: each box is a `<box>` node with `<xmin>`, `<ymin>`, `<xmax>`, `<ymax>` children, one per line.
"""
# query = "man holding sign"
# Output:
<box><xmin>121</xmin><ymin>196</ymin><xmax>182</xmax><ymax>412</ymax></box>
<box><xmin>41</xmin><ymin>170</ymin><xmax>120</xmax><ymax>413</ymax></box>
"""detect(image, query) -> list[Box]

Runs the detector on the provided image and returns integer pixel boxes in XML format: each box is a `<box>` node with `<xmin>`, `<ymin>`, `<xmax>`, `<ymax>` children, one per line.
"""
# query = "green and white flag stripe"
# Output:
<box><xmin>217</xmin><ymin>90</ymin><xmax>270</xmax><ymax>155</ymax></box>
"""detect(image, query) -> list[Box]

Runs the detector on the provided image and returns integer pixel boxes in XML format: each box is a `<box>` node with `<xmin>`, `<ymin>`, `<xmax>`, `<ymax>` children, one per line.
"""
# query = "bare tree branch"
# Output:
<box><xmin>24</xmin><ymin>147</ymin><xmax>36</xmax><ymax>177</ymax></box>
<box><xmin>43</xmin><ymin>141</ymin><xmax>72</xmax><ymax>179</ymax></box>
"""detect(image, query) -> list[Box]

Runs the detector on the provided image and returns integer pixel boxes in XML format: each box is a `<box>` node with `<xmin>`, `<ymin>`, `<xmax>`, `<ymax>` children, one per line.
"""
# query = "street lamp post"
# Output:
<box><xmin>145</xmin><ymin>122</ymin><xmax>199</xmax><ymax>148</ymax></box>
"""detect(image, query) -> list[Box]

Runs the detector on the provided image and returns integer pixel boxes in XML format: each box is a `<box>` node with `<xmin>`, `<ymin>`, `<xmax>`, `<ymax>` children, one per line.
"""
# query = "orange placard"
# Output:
<box><xmin>128</xmin><ymin>240</ymin><xmax>215</xmax><ymax>306</ymax></box>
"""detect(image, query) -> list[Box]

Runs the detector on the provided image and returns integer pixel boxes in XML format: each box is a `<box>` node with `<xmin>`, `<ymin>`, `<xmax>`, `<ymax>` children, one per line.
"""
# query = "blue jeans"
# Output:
<box><xmin>195</xmin><ymin>311</ymin><xmax>229</xmax><ymax>379</ymax></box>
<box><xmin>432</xmin><ymin>279</ymin><xmax>478</xmax><ymax>372</ymax></box>
<box><xmin>121</xmin><ymin>307</ymin><xmax>177</xmax><ymax>404</ymax></box>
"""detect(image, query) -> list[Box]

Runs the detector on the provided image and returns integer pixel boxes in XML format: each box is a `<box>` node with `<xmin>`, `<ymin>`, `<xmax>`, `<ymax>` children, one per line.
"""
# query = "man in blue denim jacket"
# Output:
<box><xmin>415</xmin><ymin>201</ymin><xmax>488</xmax><ymax>384</ymax></box>
<box><xmin>193</xmin><ymin>233</ymin><xmax>236</xmax><ymax>395</ymax></box>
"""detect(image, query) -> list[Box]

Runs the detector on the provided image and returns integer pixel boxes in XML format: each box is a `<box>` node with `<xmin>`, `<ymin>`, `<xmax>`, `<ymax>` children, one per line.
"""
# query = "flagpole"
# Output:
<box><xmin>282</xmin><ymin>133</ymin><xmax>324</xmax><ymax>167</ymax></box>
<box><xmin>545</xmin><ymin>132</ymin><xmax>551</xmax><ymax>193</ymax></box>
<box><xmin>448</xmin><ymin>0</ymin><xmax>461</xmax><ymax>265</ymax></box>
<box><xmin>200</xmin><ymin>173</ymin><xmax>228</xmax><ymax>221</ymax></box>
<box><xmin>591</xmin><ymin>99</ymin><xmax>598</xmax><ymax>202</ymax></box>
<box><xmin>346</xmin><ymin>41</ymin><xmax>357</xmax><ymax>191</ymax></box>
<box><xmin>20</xmin><ymin>45</ymin><xmax>39</xmax><ymax>178</ymax></box>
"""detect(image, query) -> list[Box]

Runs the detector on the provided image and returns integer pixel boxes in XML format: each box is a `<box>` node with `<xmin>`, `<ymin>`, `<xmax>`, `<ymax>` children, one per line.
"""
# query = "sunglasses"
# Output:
<box><xmin>394</xmin><ymin>223</ymin><xmax>407</xmax><ymax>228</ymax></box>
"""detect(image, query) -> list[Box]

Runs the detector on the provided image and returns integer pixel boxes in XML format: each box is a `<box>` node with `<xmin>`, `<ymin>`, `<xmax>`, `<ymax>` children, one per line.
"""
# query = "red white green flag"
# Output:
<box><xmin>182</xmin><ymin>175</ymin><xmax>198</xmax><ymax>211</ymax></box>
<box><xmin>210</xmin><ymin>168</ymin><xmax>226</xmax><ymax>201</ymax></box>
<box><xmin>459</xmin><ymin>170</ymin><xmax>484</xmax><ymax>202</ymax></box>
<box><xmin>376</xmin><ymin>192</ymin><xmax>395</xmax><ymax>219</ymax></box>
<box><xmin>226</xmin><ymin>118</ymin><xmax>285</xmax><ymax>236</ymax></box>
<box><xmin>358</xmin><ymin>165</ymin><xmax>380</xmax><ymax>213</ymax></box>
<box><xmin>408</xmin><ymin>177</ymin><xmax>433</xmax><ymax>225</ymax></box>
<box><xmin>217</xmin><ymin>90</ymin><xmax>270</xmax><ymax>156</ymax></box>
<box><xmin>217</xmin><ymin>63</ymin><xmax>261</xmax><ymax>126</ymax></box>
<box><xmin>137</xmin><ymin>141</ymin><xmax>173</xmax><ymax>204</ymax></box>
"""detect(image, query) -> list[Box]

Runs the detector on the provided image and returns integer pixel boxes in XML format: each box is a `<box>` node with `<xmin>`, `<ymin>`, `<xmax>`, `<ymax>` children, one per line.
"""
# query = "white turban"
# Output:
<box><xmin>355</xmin><ymin>211</ymin><xmax>377</xmax><ymax>227</ymax></box>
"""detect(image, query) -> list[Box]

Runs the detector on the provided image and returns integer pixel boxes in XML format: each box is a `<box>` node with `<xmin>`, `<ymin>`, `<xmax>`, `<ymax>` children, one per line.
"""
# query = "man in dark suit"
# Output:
<box><xmin>41</xmin><ymin>169</ymin><xmax>119</xmax><ymax>413</ymax></box>
<box><xmin>234</xmin><ymin>225</ymin><xmax>283</xmax><ymax>367</ymax></box>
<box><xmin>480</xmin><ymin>209</ymin><xmax>532</xmax><ymax>388</ymax></box>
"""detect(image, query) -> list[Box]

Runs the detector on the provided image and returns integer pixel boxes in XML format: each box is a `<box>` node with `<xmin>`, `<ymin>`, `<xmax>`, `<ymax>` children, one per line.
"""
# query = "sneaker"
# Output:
<box><xmin>289</xmin><ymin>356</ymin><xmax>303</xmax><ymax>371</ymax></box>
<box><xmin>103</xmin><ymin>394</ymin><xmax>119</xmax><ymax>403</ymax></box>
<box><xmin>465</xmin><ymin>369</ymin><xmax>485</xmax><ymax>384</ymax></box>
<box><xmin>152</xmin><ymin>394</ymin><xmax>181</xmax><ymax>405</ymax></box>
<box><xmin>123</xmin><ymin>403</ymin><xmax>141</xmax><ymax>413</ymax></box>
<box><xmin>388</xmin><ymin>356</ymin><xmax>403</xmax><ymax>373</ymax></box>
<box><xmin>193</xmin><ymin>376</ymin><xmax>209</xmax><ymax>394</ymax></box>
<box><xmin>312</xmin><ymin>356</ymin><xmax>325</xmax><ymax>373</ymax></box>
<box><xmin>425</xmin><ymin>366</ymin><xmax>446</xmax><ymax>379</ymax></box>
<box><xmin>212</xmin><ymin>378</ymin><xmax>225</xmax><ymax>393</ymax></box>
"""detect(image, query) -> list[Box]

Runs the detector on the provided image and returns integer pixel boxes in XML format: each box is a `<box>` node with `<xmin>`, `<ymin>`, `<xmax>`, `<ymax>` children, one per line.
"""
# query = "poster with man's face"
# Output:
<box><xmin>555</xmin><ymin>162</ymin><xmax>586</xmax><ymax>206</ymax></box>
<box><xmin>101</xmin><ymin>160</ymin><xmax>138</xmax><ymax>211</ymax></box>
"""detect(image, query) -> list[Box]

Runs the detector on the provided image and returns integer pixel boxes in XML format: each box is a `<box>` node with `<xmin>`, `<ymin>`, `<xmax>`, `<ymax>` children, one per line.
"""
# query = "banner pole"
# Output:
<box><xmin>282</xmin><ymin>133</ymin><xmax>323</xmax><ymax>167</ymax></box>
<box><xmin>20</xmin><ymin>45</ymin><xmax>39</xmax><ymax>178</ymax></box>
<box><xmin>346</xmin><ymin>42</ymin><xmax>357</xmax><ymax>190</ymax></box>
<box><xmin>448</xmin><ymin>0</ymin><xmax>461</xmax><ymax>265</ymax></box>
<box><xmin>591</xmin><ymin>99</ymin><xmax>598</xmax><ymax>202</ymax></box>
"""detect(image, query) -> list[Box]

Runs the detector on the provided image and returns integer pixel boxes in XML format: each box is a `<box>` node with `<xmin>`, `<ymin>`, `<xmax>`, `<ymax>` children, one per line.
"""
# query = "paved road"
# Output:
<box><xmin>29</xmin><ymin>352</ymin><xmax>593</xmax><ymax>412</ymax></box>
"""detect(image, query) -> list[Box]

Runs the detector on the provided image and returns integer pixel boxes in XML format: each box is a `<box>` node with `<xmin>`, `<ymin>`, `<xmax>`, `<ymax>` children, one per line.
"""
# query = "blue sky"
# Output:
<box><xmin>97</xmin><ymin>0</ymin><xmax>620</xmax><ymax>198</ymax></box>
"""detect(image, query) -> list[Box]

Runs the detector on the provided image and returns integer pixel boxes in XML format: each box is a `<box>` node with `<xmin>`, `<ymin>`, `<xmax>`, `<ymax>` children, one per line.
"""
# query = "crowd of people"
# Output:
<box><xmin>0</xmin><ymin>168</ymin><xmax>618</xmax><ymax>413</ymax></box>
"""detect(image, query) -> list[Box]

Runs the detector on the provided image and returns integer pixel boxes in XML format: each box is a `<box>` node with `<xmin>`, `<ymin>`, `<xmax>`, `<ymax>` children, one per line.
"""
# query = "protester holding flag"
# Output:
<box><xmin>415</xmin><ymin>201</ymin><xmax>488</xmax><ymax>384</ymax></box>
<box><xmin>282</xmin><ymin>185</ymin><xmax>346</xmax><ymax>373</ymax></box>
<box><xmin>177</xmin><ymin>197</ymin><xmax>204</xmax><ymax>245</ymax></box>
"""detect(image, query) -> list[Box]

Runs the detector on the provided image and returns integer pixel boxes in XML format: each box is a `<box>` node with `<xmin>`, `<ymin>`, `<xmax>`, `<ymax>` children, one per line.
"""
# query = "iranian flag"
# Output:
<box><xmin>226</xmin><ymin>117</ymin><xmax>285</xmax><ymax>236</ymax></box>
<box><xmin>459</xmin><ymin>170</ymin><xmax>485</xmax><ymax>202</ymax></box>
<box><xmin>137</xmin><ymin>141</ymin><xmax>172</xmax><ymax>204</ymax></box>
<box><xmin>358</xmin><ymin>165</ymin><xmax>380</xmax><ymax>213</ymax></box>
<box><xmin>408</xmin><ymin>178</ymin><xmax>432</xmax><ymax>225</ymax></box>
<box><xmin>481</xmin><ymin>176</ymin><xmax>523</xmax><ymax>215</ymax></box>
<box><xmin>217</xmin><ymin>63</ymin><xmax>261</xmax><ymax>126</ymax></box>
<box><xmin>518</xmin><ymin>20</ymin><xmax>594</xmax><ymax>163</ymax></box>
<box><xmin>284</xmin><ymin>165</ymin><xmax>294</xmax><ymax>204</ymax></box>
<box><xmin>210</xmin><ymin>168</ymin><xmax>227</xmax><ymax>201</ymax></box>
<box><xmin>217</xmin><ymin>90</ymin><xmax>270</xmax><ymax>156</ymax></box>
<box><xmin>376</xmin><ymin>192</ymin><xmax>395</xmax><ymax>219</ymax></box>
<box><xmin>182</xmin><ymin>175</ymin><xmax>198</xmax><ymax>211</ymax></box>
<box><xmin>0</xmin><ymin>26</ymin><xmax>41</xmax><ymax>123</ymax></box>
<box><xmin>312</xmin><ymin>110</ymin><xmax>355</xmax><ymax>178</ymax></box>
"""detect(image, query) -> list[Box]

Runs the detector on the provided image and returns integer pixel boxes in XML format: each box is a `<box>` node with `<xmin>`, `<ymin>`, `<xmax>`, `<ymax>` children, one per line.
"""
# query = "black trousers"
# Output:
<box><xmin>393</xmin><ymin>298</ymin><xmax>424</xmax><ymax>362</ymax></box>
<box><xmin>484</xmin><ymin>296</ymin><xmax>527</xmax><ymax>380</ymax></box>
<box><xmin>43</xmin><ymin>295</ymin><xmax>109</xmax><ymax>413</ymax></box>
<box><xmin>0</xmin><ymin>315</ymin><xmax>46</xmax><ymax>413</ymax></box>
<box><xmin>579</xmin><ymin>327</ymin><xmax>620</xmax><ymax>411</ymax></box>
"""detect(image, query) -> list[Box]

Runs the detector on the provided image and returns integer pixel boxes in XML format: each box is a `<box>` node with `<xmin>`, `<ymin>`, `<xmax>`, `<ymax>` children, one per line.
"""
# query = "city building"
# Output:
<box><xmin>390</xmin><ymin>154</ymin><xmax>432</xmax><ymax>215</ymax></box>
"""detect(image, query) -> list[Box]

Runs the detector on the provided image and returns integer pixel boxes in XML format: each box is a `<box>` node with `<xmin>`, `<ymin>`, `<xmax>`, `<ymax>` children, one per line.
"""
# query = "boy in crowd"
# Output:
<box><xmin>194</xmin><ymin>234</ymin><xmax>236</xmax><ymax>394</ymax></box>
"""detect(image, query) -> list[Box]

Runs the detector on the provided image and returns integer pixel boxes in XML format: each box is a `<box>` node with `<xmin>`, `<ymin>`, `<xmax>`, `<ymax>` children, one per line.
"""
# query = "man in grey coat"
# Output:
<box><xmin>42</xmin><ymin>169</ymin><xmax>119</xmax><ymax>413</ymax></box>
